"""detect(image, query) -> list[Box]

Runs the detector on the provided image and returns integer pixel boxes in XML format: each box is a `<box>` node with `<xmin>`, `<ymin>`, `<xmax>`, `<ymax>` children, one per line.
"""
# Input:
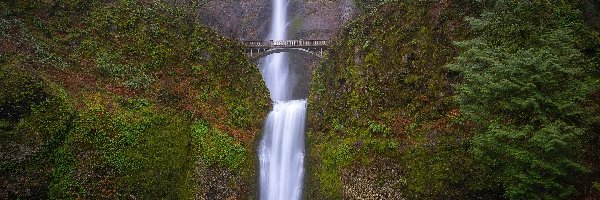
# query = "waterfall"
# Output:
<box><xmin>258</xmin><ymin>0</ymin><xmax>306</xmax><ymax>199</ymax></box>
<box><xmin>260</xmin><ymin>0</ymin><xmax>290</xmax><ymax>102</ymax></box>
<box><xmin>259</xmin><ymin>101</ymin><xmax>306</xmax><ymax>200</ymax></box>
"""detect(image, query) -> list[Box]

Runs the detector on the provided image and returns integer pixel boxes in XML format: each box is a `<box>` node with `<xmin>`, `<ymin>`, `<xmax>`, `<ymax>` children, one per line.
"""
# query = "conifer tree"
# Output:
<box><xmin>448</xmin><ymin>1</ymin><xmax>596</xmax><ymax>199</ymax></box>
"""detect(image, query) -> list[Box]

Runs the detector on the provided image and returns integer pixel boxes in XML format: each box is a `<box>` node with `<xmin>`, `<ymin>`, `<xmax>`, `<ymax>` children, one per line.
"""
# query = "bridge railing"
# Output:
<box><xmin>243</xmin><ymin>40</ymin><xmax>329</xmax><ymax>48</ymax></box>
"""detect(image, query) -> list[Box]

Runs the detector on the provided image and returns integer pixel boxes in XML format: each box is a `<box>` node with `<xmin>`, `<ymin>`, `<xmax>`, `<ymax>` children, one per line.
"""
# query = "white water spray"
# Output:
<box><xmin>258</xmin><ymin>0</ymin><xmax>306</xmax><ymax>199</ymax></box>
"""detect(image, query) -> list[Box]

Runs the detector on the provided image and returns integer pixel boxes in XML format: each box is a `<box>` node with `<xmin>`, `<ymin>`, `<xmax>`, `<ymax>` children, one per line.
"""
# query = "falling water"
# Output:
<box><xmin>259</xmin><ymin>101</ymin><xmax>306</xmax><ymax>200</ymax></box>
<box><xmin>258</xmin><ymin>0</ymin><xmax>306</xmax><ymax>199</ymax></box>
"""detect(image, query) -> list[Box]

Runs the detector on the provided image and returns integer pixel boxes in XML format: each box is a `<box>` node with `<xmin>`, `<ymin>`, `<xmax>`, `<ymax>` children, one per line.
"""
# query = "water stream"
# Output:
<box><xmin>258</xmin><ymin>0</ymin><xmax>306</xmax><ymax>199</ymax></box>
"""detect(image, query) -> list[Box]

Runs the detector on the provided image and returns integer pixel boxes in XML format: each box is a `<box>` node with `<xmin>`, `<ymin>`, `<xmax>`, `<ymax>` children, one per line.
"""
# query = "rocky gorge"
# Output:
<box><xmin>1</xmin><ymin>0</ymin><xmax>599</xmax><ymax>199</ymax></box>
<box><xmin>199</xmin><ymin>0</ymin><xmax>354</xmax><ymax>100</ymax></box>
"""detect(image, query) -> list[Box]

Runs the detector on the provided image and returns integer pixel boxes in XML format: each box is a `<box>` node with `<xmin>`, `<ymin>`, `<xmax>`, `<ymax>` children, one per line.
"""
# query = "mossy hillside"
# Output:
<box><xmin>1</xmin><ymin>0</ymin><xmax>268</xmax><ymax>199</ymax></box>
<box><xmin>308</xmin><ymin>0</ymin><xmax>600</xmax><ymax>199</ymax></box>
<box><xmin>306</xmin><ymin>1</ymin><xmax>496</xmax><ymax>199</ymax></box>
<box><xmin>309</xmin><ymin>1</ymin><xmax>510</xmax><ymax>198</ymax></box>
<box><xmin>2</xmin><ymin>0</ymin><xmax>269</xmax><ymax>131</ymax></box>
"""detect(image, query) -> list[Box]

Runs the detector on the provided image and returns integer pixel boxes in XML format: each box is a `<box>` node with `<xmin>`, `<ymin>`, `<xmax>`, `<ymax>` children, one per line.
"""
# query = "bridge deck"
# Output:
<box><xmin>242</xmin><ymin>40</ymin><xmax>329</xmax><ymax>61</ymax></box>
<box><xmin>243</xmin><ymin>40</ymin><xmax>329</xmax><ymax>48</ymax></box>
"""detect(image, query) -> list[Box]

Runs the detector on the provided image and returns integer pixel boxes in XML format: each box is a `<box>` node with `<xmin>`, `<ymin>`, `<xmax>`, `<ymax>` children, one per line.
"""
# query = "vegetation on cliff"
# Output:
<box><xmin>307</xmin><ymin>0</ymin><xmax>599</xmax><ymax>199</ymax></box>
<box><xmin>0</xmin><ymin>0</ymin><xmax>268</xmax><ymax>199</ymax></box>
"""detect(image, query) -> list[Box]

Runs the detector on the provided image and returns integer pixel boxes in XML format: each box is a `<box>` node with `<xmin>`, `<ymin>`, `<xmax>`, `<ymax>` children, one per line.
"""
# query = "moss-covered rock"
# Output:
<box><xmin>1</xmin><ymin>0</ymin><xmax>269</xmax><ymax>199</ymax></box>
<box><xmin>306</xmin><ymin>1</ymin><xmax>495</xmax><ymax>199</ymax></box>
<box><xmin>0</xmin><ymin>65</ymin><xmax>74</xmax><ymax>199</ymax></box>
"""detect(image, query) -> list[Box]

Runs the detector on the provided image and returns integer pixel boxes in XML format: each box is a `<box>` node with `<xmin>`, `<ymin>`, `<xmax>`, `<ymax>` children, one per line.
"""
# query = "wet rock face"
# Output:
<box><xmin>198</xmin><ymin>0</ymin><xmax>271</xmax><ymax>40</ymax></box>
<box><xmin>288</xmin><ymin>0</ymin><xmax>355</xmax><ymax>99</ymax></box>
<box><xmin>199</xmin><ymin>0</ymin><xmax>355</xmax><ymax>99</ymax></box>
<box><xmin>292</xmin><ymin>0</ymin><xmax>354</xmax><ymax>39</ymax></box>
<box><xmin>199</xmin><ymin>0</ymin><xmax>354</xmax><ymax>40</ymax></box>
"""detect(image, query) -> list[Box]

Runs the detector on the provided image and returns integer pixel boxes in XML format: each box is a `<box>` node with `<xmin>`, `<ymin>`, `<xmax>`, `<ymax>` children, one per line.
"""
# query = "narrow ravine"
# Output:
<box><xmin>258</xmin><ymin>0</ymin><xmax>306</xmax><ymax>199</ymax></box>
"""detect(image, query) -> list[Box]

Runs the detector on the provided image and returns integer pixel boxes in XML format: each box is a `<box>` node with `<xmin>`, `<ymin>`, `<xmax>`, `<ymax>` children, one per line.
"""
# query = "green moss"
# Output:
<box><xmin>62</xmin><ymin>98</ymin><xmax>198</xmax><ymax>199</ymax></box>
<box><xmin>25</xmin><ymin>95</ymin><xmax>197</xmax><ymax>198</ymax></box>
<box><xmin>310</xmin><ymin>127</ymin><xmax>401</xmax><ymax>198</ymax></box>
<box><xmin>125</xmin><ymin>113</ymin><xmax>196</xmax><ymax>199</ymax></box>
<box><xmin>49</xmin><ymin>146</ymin><xmax>82</xmax><ymax>200</ymax></box>
<box><xmin>307</xmin><ymin>1</ymin><xmax>483</xmax><ymax>198</ymax></box>
<box><xmin>0</xmin><ymin>65</ymin><xmax>75</xmax><ymax>199</ymax></box>
<box><xmin>400</xmin><ymin>127</ymin><xmax>502</xmax><ymax>199</ymax></box>
<box><xmin>317</xmin><ymin>138</ymin><xmax>353</xmax><ymax>198</ymax></box>
<box><xmin>0</xmin><ymin>66</ymin><xmax>47</xmax><ymax>123</ymax></box>
<box><xmin>191</xmin><ymin>120</ymin><xmax>248</xmax><ymax>170</ymax></box>
<box><xmin>1</xmin><ymin>1</ymin><xmax>269</xmax><ymax>198</ymax></box>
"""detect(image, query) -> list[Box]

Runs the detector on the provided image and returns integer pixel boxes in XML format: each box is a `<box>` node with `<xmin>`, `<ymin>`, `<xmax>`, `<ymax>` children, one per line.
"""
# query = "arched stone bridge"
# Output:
<box><xmin>242</xmin><ymin>40</ymin><xmax>329</xmax><ymax>61</ymax></box>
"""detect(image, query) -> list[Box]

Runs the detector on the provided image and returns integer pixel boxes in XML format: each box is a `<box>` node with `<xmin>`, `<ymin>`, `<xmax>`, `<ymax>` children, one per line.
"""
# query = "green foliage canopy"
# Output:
<box><xmin>448</xmin><ymin>1</ymin><xmax>597</xmax><ymax>199</ymax></box>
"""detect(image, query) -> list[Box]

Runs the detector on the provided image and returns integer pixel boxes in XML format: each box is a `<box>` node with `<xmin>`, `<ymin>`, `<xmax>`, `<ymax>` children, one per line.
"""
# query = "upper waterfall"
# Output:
<box><xmin>260</xmin><ymin>0</ymin><xmax>290</xmax><ymax>101</ymax></box>
<box><xmin>258</xmin><ymin>0</ymin><xmax>307</xmax><ymax>200</ymax></box>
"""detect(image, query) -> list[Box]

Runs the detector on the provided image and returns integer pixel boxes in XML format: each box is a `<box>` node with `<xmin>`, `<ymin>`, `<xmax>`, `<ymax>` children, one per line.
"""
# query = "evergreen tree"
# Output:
<box><xmin>448</xmin><ymin>1</ymin><xmax>596</xmax><ymax>199</ymax></box>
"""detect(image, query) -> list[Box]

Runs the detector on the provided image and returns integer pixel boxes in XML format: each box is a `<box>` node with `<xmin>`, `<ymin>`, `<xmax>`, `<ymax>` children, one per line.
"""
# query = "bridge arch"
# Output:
<box><xmin>251</xmin><ymin>48</ymin><xmax>323</xmax><ymax>61</ymax></box>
